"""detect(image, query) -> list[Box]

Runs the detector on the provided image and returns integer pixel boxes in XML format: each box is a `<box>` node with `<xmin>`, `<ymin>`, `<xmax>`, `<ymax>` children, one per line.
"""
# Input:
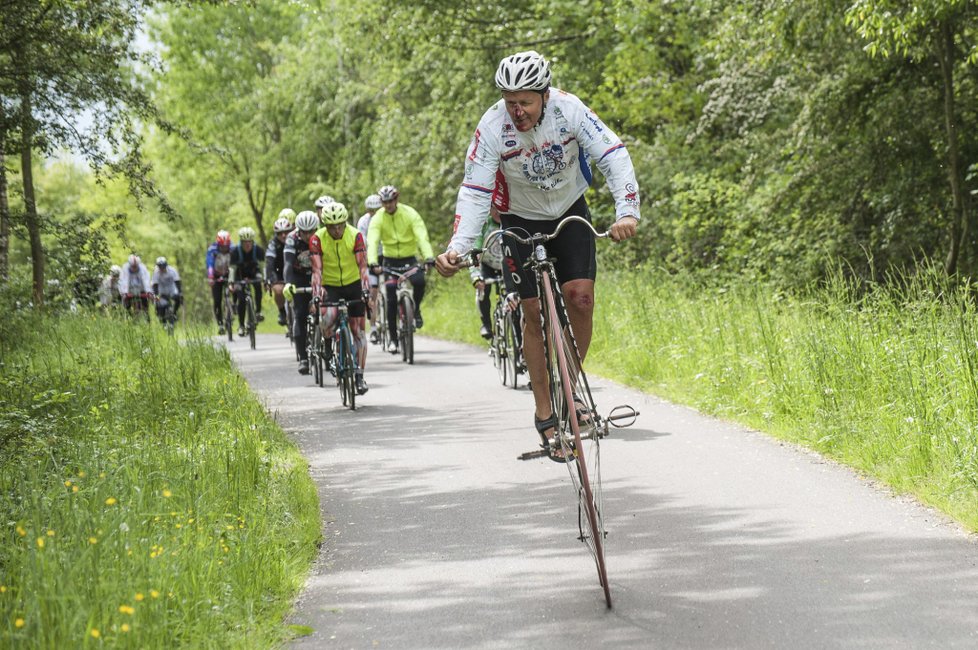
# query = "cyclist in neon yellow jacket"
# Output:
<box><xmin>366</xmin><ymin>185</ymin><xmax>435</xmax><ymax>354</ymax></box>
<box><xmin>316</xmin><ymin>202</ymin><xmax>371</xmax><ymax>395</ymax></box>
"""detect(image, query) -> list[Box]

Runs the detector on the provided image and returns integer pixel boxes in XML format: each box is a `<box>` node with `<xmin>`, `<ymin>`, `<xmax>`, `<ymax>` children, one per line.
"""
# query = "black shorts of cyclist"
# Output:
<box><xmin>324</xmin><ymin>281</ymin><xmax>367</xmax><ymax>318</ymax></box>
<box><xmin>499</xmin><ymin>194</ymin><xmax>596</xmax><ymax>300</ymax></box>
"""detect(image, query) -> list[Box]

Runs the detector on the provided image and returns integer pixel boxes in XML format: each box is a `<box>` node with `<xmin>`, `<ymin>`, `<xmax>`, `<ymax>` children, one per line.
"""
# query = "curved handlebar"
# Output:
<box><xmin>459</xmin><ymin>215</ymin><xmax>610</xmax><ymax>268</ymax></box>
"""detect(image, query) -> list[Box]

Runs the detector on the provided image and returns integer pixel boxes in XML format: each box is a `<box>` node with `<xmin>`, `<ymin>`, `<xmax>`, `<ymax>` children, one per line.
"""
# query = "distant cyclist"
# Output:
<box><xmin>435</xmin><ymin>51</ymin><xmax>640</xmax><ymax>458</ymax></box>
<box><xmin>119</xmin><ymin>254</ymin><xmax>152</xmax><ymax>315</ymax></box>
<box><xmin>314</xmin><ymin>194</ymin><xmax>335</xmax><ymax>220</ymax></box>
<box><xmin>99</xmin><ymin>264</ymin><xmax>122</xmax><ymax>308</ymax></box>
<box><xmin>266</xmin><ymin>208</ymin><xmax>295</xmax><ymax>326</ymax></box>
<box><xmin>151</xmin><ymin>256</ymin><xmax>182</xmax><ymax>323</ymax></box>
<box><xmin>229</xmin><ymin>226</ymin><xmax>265</xmax><ymax>337</ymax></box>
<box><xmin>357</xmin><ymin>194</ymin><xmax>383</xmax><ymax>343</ymax></box>
<box><xmin>315</xmin><ymin>202</ymin><xmax>371</xmax><ymax>395</ymax></box>
<box><xmin>283</xmin><ymin>211</ymin><xmax>322</xmax><ymax>375</ymax></box>
<box><xmin>366</xmin><ymin>184</ymin><xmax>435</xmax><ymax>354</ymax></box>
<box><xmin>206</xmin><ymin>230</ymin><xmax>233</xmax><ymax>335</ymax></box>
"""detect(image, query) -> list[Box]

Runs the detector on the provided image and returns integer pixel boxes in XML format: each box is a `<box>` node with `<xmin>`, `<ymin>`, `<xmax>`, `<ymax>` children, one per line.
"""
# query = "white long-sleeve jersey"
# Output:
<box><xmin>448</xmin><ymin>88</ymin><xmax>640</xmax><ymax>254</ymax></box>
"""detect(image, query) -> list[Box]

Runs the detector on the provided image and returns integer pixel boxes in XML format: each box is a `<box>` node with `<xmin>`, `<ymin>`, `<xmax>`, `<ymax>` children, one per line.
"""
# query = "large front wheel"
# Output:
<box><xmin>246</xmin><ymin>297</ymin><xmax>257</xmax><ymax>350</ymax></box>
<box><xmin>502</xmin><ymin>309</ymin><xmax>520</xmax><ymax>389</ymax></box>
<box><xmin>338</xmin><ymin>327</ymin><xmax>357</xmax><ymax>410</ymax></box>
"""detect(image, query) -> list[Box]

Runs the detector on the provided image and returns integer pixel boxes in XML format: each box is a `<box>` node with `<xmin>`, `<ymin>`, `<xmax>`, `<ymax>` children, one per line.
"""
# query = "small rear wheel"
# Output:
<box><xmin>400</xmin><ymin>297</ymin><xmax>415</xmax><ymax>365</ymax></box>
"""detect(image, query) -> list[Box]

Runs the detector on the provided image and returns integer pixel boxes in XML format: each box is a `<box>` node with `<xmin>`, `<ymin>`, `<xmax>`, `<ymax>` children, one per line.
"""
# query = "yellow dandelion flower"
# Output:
<box><xmin>105</xmin><ymin>497</ymin><xmax>117</xmax><ymax>506</ymax></box>
<box><xmin>89</xmin><ymin>537</ymin><xmax>98</xmax><ymax>545</ymax></box>
<box><xmin>175</xmin><ymin>524</ymin><xmax>182</xmax><ymax>529</ymax></box>
<box><xmin>46</xmin><ymin>530</ymin><xmax>54</xmax><ymax>537</ymax></box>
<box><xmin>36</xmin><ymin>538</ymin><xmax>44</xmax><ymax>549</ymax></box>
<box><xmin>90</xmin><ymin>628</ymin><xmax>100</xmax><ymax>638</ymax></box>
<box><xmin>72</xmin><ymin>486</ymin><xmax>78</xmax><ymax>493</ymax></box>
<box><xmin>99</xmin><ymin>472</ymin><xmax>106</xmax><ymax>478</ymax></box>
<box><xmin>121</xmin><ymin>623</ymin><xmax>130</xmax><ymax>632</ymax></box>
<box><xmin>150</xmin><ymin>590</ymin><xmax>159</xmax><ymax>599</ymax></box>
<box><xmin>78</xmin><ymin>471</ymin><xmax>86</xmax><ymax>478</ymax></box>
<box><xmin>15</xmin><ymin>618</ymin><xmax>25</xmax><ymax>628</ymax></box>
<box><xmin>187</xmin><ymin>518</ymin><xmax>194</xmax><ymax>524</ymax></box>
<box><xmin>1</xmin><ymin>585</ymin><xmax>6</xmax><ymax>593</ymax></box>
<box><xmin>135</xmin><ymin>593</ymin><xmax>144</xmax><ymax>602</ymax></box>
<box><xmin>16</xmin><ymin>526</ymin><xmax>26</xmax><ymax>537</ymax></box>
<box><xmin>162</xmin><ymin>489</ymin><xmax>172</xmax><ymax>498</ymax></box>
<box><xmin>118</xmin><ymin>605</ymin><xmax>135</xmax><ymax>615</ymax></box>
<box><xmin>64</xmin><ymin>480</ymin><xmax>72</xmax><ymax>487</ymax></box>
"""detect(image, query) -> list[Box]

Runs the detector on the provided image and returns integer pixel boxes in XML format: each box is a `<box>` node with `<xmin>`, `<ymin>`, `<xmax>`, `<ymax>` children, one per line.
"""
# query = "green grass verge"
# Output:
<box><xmin>423</xmin><ymin>265</ymin><xmax>978</xmax><ymax>532</ymax></box>
<box><xmin>0</xmin><ymin>309</ymin><xmax>320</xmax><ymax>648</ymax></box>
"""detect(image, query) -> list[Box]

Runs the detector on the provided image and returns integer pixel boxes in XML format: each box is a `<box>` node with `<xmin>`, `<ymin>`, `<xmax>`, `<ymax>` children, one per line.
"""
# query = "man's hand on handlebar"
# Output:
<box><xmin>435</xmin><ymin>250</ymin><xmax>462</xmax><ymax>278</ymax></box>
<box><xmin>609</xmin><ymin>216</ymin><xmax>638</xmax><ymax>242</ymax></box>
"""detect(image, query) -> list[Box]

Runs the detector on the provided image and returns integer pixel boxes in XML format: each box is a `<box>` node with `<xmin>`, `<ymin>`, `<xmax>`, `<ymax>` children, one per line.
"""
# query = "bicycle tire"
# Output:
<box><xmin>541</xmin><ymin>270</ymin><xmax>611</xmax><ymax>608</ymax></box>
<box><xmin>225</xmin><ymin>291</ymin><xmax>234</xmax><ymax>342</ymax></box>
<box><xmin>376</xmin><ymin>291</ymin><xmax>389</xmax><ymax>350</ymax></box>
<box><xmin>246</xmin><ymin>296</ymin><xmax>257</xmax><ymax>350</ymax></box>
<box><xmin>503</xmin><ymin>309</ymin><xmax>519</xmax><ymax>389</ymax></box>
<box><xmin>400</xmin><ymin>296</ymin><xmax>414</xmax><ymax>365</ymax></box>
<box><xmin>340</xmin><ymin>327</ymin><xmax>356</xmax><ymax>410</ymax></box>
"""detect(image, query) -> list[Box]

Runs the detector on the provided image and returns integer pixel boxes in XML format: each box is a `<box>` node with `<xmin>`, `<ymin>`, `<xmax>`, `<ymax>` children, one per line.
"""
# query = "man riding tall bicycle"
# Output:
<box><xmin>435</xmin><ymin>50</ymin><xmax>641</xmax><ymax>457</ymax></box>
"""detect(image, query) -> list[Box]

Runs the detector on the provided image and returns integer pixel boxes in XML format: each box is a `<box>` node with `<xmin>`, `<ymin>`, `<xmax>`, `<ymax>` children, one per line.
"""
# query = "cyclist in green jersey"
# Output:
<box><xmin>316</xmin><ymin>202</ymin><xmax>371</xmax><ymax>395</ymax></box>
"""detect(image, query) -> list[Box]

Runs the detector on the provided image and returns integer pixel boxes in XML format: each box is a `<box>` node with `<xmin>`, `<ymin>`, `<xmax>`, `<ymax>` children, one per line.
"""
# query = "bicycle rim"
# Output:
<box><xmin>493</xmin><ymin>307</ymin><xmax>506</xmax><ymax>384</ymax></box>
<box><xmin>400</xmin><ymin>297</ymin><xmax>414</xmax><ymax>364</ymax></box>
<box><xmin>376</xmin><ymin>292</ymin><xmax>389</xmax><ymax>349</ymax></box>
<box><xmin>542</xmin><ymin>272</ymin><xmax>611</xmax><ymax>608</ymax></box>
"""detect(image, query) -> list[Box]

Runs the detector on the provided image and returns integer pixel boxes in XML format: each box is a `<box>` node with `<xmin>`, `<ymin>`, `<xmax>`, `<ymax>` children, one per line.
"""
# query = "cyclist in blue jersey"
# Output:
<box><xmin>229</xmin><ymin>226</ymin><xmax>265</xmax><ymax>337</ymax></box>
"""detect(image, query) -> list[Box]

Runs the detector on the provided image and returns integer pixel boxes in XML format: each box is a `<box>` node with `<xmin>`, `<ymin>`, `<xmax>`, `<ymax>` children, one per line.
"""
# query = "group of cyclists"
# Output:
<box><xmin>207</xmin><ymin>186</ymin><xmax>435</xmax><ymax>397</ymax></box>
<box><xmin>99</xmin><ymin>254</ymin><xmax>183</xmax><ymax>324</ymax></box>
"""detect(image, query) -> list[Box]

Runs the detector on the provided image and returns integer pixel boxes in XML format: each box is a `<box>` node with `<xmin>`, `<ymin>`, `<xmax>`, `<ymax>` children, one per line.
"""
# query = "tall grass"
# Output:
<box><xmin>0</xmin><ymin>307</ymin><xmax>319</xmax><ymax>648</ymax></box>
<box><xmin>425</xmin><ymin>264</ymin><xmax>978</xmax><ymax>530</ymax></box>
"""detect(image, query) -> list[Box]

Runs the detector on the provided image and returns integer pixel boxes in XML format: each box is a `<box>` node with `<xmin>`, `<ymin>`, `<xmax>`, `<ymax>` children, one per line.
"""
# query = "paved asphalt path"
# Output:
<box><xmin>228</xmin><ymin>333</ymin><xmax>978</xmax><ymax>649</ymax></box>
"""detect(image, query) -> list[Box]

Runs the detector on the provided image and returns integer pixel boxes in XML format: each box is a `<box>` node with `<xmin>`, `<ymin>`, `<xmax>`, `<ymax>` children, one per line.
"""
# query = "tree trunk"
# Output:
<box><xmin>15</xmin><ymin>44</ymin><xmax>43</xmax><ymax>306</ymax></box>
<box><xmin>938</xmin><ymin>20</ymin><xmax>967</xmax><ymax>276</ymax></box>
<box><xmin>0</xmin><ymin>151</ymin><xmax>9</xmax><ymax>283</ymax></box>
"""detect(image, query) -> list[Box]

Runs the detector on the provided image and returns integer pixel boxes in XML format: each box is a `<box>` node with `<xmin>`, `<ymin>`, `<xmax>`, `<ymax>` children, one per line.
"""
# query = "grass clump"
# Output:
<box><xmin>0</xmin><ymin>307</ymin><xmax>319</xmax><ymax>648</ymax></box>
<box><xmin>425</xmin><ymin>263</ymin><xmax>978</xmax><ymax>531</ymax></box>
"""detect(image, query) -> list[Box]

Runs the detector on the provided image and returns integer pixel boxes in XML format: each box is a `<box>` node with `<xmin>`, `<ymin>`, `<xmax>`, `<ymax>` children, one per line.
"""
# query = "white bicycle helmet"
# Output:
<box><xmin>320</xmin><ymin>202</ymin><xmax>349</xmax><ymax>225</ymax></box>
<box><xmin>278</xmin><ymin>208</ymin><xmax>296</xmax><ymax>224</ymax></box>
<box><xmin>295</xmin><ymin>210</ymin><xmax>320</xmax><ymax>232</ymax></box>
<box><xmin>378</xmin><ymin>185</ymin><xmax>399</xmax><ymax>202</ymax></box>
<box><xmin>156</xmin><ymin>256</ymin><xmax>168</xmax><ymax>268</ymax></box>
<box><xmin>273</xmin><ymin>217</ymin><xmax>293</xmax><ymax>233</ymax></box>
<box><xmin>365</xmin><ymin>194</ymin><xmax>382</xmax><ymax>210</ymax></box>
<box><xmin>314</xmin><ymin>195</ymin><xmax>335</xmax><ymax>209</ymax></box>
<box><xmin>238</xmin><ymin>226</ymin><xmax>256</xmax><ymax>242</ymax></box>
<box><xmin>495</xmin><ymin>50</ymin><xmax>551</xmax><ymax>92</ymax></box>
<box><xmin>110</xmin><ymin>264</ymin><xmax>121</xmax><ymax>277</ymax></box>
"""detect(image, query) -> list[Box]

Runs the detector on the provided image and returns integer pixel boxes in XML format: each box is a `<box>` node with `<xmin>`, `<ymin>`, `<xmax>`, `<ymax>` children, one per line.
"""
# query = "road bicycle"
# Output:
<box><xmin>463</xmin><ymin>215</ymin><xmax>638</xmax><ymax>608</ymax></box>
<box><xmin>321</xmin><ymin>298</ymin><xmax>365</xmax><ymax>410</ymax></box>
<box><xmin>123</xmin><ymin>292</ymin><xmax>152</xmax><ymax>322</ymax></box>
<box><xmin>382</xmin><ymin>265</ymin><xmax>424</xmax><ymax>365</ymax></box>
<box><xmin>371</xmin><ymin>282</ymin><xmax>390</xmax><ymax>351</ymax></box>
<box><xmin>233</xmin><ymin>278</ymin><xmax>263</xmax><ymax>350</ymax></box>
<box><xmin>483</xmin><ymin>276</ymin><xmax>523</xmax><ymax>389</ymax></box>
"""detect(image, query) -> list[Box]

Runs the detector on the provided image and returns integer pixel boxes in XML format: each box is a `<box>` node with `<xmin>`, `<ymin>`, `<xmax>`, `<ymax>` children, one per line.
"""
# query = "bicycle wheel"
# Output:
<box><xmin>314</xmin><ymin>326</ymin><xmax>326</xmax><ymax>387</ymax></box>
<box><xmin>246</xmin><ymin>297</ymin><xmax>257</xmax><ymax>350</ymax></box>
<box><xmin>492</xmin><ymin>304</ymin><xmax>507</xmax><ymax>385</ymax></box>
<box><xmin>376</xmin><ymin>290</ymin><xmax>389</xmax><ymax>349</ymax></box>
<box><xmin>503</xmin><ymin>309</ymin><xmax>520</xmax><ymax>389</ymax></box>
<box><xmin>399</xmin><ymin>295</ymin><xmax>414</xmax><ymax>365</ymax></box>
<box><xmin>224</xmin><ymin>292</ymin><xmax>234</xmax><ymax>341</ymax></box>
<box><xmin>541</xmin><ymin>271</ymin><xmax>611</xmax><ymax>608</ymax></box>
<box><xmin>339</xmin><ymin>327</ymin><xmax>356</xmax><ymax>410</ymax></box>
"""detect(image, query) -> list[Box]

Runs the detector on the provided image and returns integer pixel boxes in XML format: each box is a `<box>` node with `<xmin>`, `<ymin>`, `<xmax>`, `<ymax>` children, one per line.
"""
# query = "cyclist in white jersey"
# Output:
<box><xmin>436</xmin><ymin>50</ymin><xmax>640</xmax><ymax>460</ymax></box>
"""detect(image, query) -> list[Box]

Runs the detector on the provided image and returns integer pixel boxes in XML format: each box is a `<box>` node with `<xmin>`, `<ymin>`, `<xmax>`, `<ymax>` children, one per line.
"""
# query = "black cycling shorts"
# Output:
<box><xmin>499</xmin><ymin>194</ymin><xmax>596</xmax><ymax>300</ymax></box>
<box><xmin>324</xmin><ymin>281</ymin><xmax>366</xmax><ymax>318</ymax></box>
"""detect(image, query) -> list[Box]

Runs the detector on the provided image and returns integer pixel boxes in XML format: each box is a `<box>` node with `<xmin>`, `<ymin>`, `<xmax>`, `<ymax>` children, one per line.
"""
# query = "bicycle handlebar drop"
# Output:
<box><xmin>457</xmin><ymin>215</ymin><xmax>610</xmax><ymax>269</ymax></box>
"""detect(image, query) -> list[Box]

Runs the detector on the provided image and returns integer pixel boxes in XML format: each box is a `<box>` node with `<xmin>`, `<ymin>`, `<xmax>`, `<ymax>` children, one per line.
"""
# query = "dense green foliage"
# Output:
<box><xmin>426</xmin><ymin>265</ymin><xmax>978</xmax><ymax>531</ymax></box>
<box><xmin>0</xmin><ymin>306</ymin><xmax>320</xmax><ymax>647</ymax></box>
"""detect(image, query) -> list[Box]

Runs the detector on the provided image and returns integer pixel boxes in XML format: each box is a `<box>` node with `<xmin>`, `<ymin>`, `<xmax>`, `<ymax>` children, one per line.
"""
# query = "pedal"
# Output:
<box><xmin>607</xmin><ymin>405</ymin><xmax>639</xmax><ymax>428</ymax></box>
<box><xmin>518</xmin><ymin>449</ymin><xmax>548</xmax><ymax>461</ymax></box>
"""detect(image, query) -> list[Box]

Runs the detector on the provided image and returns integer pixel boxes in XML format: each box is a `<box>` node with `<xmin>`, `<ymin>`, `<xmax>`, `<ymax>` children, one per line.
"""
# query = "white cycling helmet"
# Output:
<box><xmin>110</xmin><ymin>264</ymin><xmax>121</xmax><ymax>277</ymax></box>
<box><xmin>156</xmin><ymin>256</ymin><xmax>168</xmax><ymax>268</ymax></box>
<box><xmin>495</xmin><ymin>50</ymin><xmax>551</xmax><ymax>92</ymax></box>
<box><xmin>377</xmin><ymin>185</ymin><xmax>399</xmax><ymax>202</ymax></box>
<box><xmin>365</xmin><ymin>194</ymin><xmax>382</xmax><ymax>210</ymax></box>
<box><xmin>278</xmin><ymin>208</ymin><xmax>296</xmax><ymax>224</ymax></box>
<box><xmin>295</xmin><ymin>210</ymin><xmax>319</xmax><ymax>232</ymax></box>
<box><xmin>314</xmin><ymin>195</ymin><xmax>335</xmax><ymax>209</ymax></box>
<box><xmin>238</xmin><ymin>226</ymin><xmax>256</xmax><ymax>242</ymax></box>
<box><xmin>320</xmin><ymin>202</ymin><xmax>349</xmax><ymax>225</ymax></box>
<box><xmin>273</xmin><ymin>217</ymin><xmax>293</xmax><ymax>233</ymax></box>
<box><xmin>128</xmin><ymin>254</ymin><xmax>141</xmax><ymax>267</ymax></box>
